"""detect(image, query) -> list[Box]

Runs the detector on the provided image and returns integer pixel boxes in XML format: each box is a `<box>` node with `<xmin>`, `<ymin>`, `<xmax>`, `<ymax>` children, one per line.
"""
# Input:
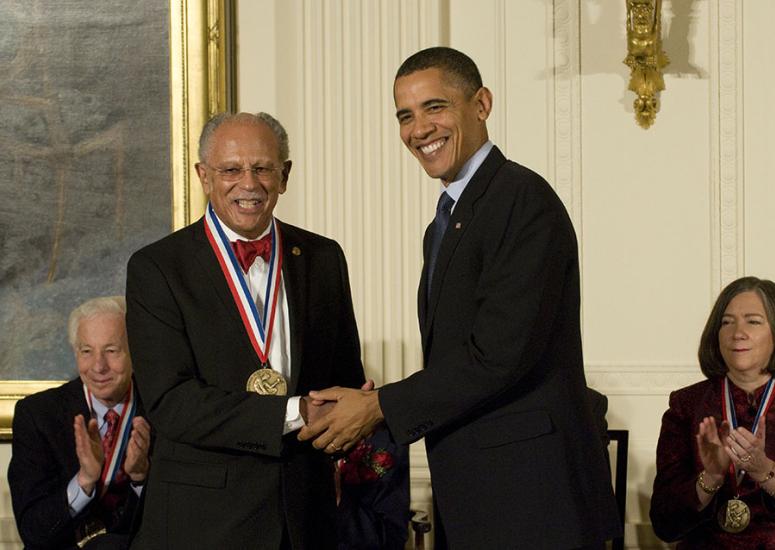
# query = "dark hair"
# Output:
<box><xmin>395</xmin><ymin>47</ymin><xmax>483</xmax><ymax>98</ymax></box>
<box><xmin>698</xmin><ymin>276</ymin><xmax>775</xmax><ymax>378</ymax></box>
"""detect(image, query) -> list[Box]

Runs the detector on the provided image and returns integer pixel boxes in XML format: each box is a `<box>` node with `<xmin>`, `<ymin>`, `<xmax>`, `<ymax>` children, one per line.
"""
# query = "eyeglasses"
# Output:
<box><xmin>204</xmin><ymin>164</ymin><xmax>283</xmax><ymax>183</ymax></box>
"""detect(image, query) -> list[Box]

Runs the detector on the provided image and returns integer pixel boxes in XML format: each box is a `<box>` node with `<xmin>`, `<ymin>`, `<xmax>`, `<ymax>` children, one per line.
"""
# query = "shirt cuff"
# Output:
<box><xmin>283</xmin><ymin>396</ymin><xmax>305</xmax><ymax>434</ymax></box>
<box><xmin>67</xmin><ymin>474</ymin><xmax>95</xmax><ymax>517</ymax></box>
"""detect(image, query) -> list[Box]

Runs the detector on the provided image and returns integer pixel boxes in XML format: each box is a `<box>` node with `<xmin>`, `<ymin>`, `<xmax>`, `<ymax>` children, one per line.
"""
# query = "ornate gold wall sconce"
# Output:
<box><xmin>623</xmin><ymin>0</ymin><xmax>669</xmax><ymax>129</ymax></box>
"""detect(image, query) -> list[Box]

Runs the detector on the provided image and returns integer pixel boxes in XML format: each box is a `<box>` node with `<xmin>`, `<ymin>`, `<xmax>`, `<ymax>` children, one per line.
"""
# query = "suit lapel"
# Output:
<box><xmin>192</xmin><ymin>219</ymin><xmax>244</xmax><ymax>326</ymax></box>
<box><xmin>278</xmin><ymin>221</ymin><xmax>307</xmax><ymax>396</ymax></box>
<box><xmin>422</xmin><ymin>147</ymin><xmax>508</xmax><ymax>343</ymax></box>
<box><xmin>64</xmin><ymin>378</ymin><xmax>91</xmax><ymax>418</ymax></box>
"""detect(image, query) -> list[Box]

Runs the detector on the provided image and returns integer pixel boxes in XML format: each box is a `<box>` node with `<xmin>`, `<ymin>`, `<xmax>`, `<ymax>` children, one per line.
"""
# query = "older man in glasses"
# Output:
<box><xmin>125</xmin><ymin>112</ymin><xmax>366</xmax><ymax>549</ymax></box>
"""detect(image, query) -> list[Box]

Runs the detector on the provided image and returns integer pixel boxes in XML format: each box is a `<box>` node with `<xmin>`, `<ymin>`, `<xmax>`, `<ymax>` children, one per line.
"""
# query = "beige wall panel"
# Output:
<box><xmin>744</xmin><ymin>3</ymin><xmax>775</xmax><ymax>280</ymax></box>
<box><xmin>237</xmin><ymin>0</ymin><xmax>276</xmax><ymax>114</ymax></box>
<box><xmin>449</xmin><ymin>0</ymin><xmax>554</xmax><ymax>180</ymax></box>
<box><xmin>581</xmin><ymin>1</ymin><xmax>713</xmax><ymax>365</ymax></box>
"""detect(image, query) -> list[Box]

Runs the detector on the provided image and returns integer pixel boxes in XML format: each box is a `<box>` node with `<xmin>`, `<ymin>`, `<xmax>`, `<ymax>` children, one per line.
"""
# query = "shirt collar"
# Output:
<box><xmin>90</xmin><ymin>396</ymin><xmax>126</xmax><ymax>428</ymax></box>
<box><xmin>442</xmin><ymin>140</ymin><xmax>494</xmax><ymax>204</ymax></box>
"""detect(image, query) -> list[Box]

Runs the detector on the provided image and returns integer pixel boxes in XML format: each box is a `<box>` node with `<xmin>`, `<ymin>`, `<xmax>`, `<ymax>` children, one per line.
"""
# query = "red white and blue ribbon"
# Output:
<box><xmin>84</xmin><ymin>382</ymin><xmax>136</xmax><ymax>496</ymax></box>
<box><xmin>203</xmin><ymin>203</ymin><xmax>283</xmax><ymax>365</ymax></box>
<box><xmin>722</xmin><ymin>376</ymin><xmax>775</xmax><ymax>484</ymax></box>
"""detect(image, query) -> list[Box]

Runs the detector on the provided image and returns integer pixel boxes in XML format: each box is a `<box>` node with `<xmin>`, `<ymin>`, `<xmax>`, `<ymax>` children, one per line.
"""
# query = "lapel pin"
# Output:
<box><xmin>455</xmin><ymin>222</ymin><xmax>462</xmax><ymax>229</ymax></box>
<box><xmin>292</xmin><ymin>246</ymin><xmax>302</xmax><ymax>256</ymax></box>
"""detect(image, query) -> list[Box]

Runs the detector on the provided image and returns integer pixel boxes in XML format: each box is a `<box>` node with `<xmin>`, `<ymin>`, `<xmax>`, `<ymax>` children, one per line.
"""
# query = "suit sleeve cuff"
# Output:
<box><xmin>67</xmin><ymin>474</ymin><xmax>94</xmax><ymax>517</ymax></box>
<box><xmin>283</xmin><ymin>396</ymin><xmax>304</xmax><ymax>434</ymax></box>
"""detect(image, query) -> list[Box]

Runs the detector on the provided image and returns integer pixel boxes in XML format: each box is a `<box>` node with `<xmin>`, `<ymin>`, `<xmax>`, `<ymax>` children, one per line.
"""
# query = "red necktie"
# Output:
<box><xmin>102</xmin><ymin>409</ymin><xmax>120</xmax><ymax>462</ymax></box>
<box><xmin>100</xmin><ymin>409</ymin><xmax>128</xmax><ymax>514</ymax></box>
<box><xmin>231</xmin><ymin>235</ymin><xmax>272</xmax><ymax>272</ymax></box>
<box><xmin>102</xmin><ymin>409</ymin><xmax>127</xmax><ymax>484</ymax></box>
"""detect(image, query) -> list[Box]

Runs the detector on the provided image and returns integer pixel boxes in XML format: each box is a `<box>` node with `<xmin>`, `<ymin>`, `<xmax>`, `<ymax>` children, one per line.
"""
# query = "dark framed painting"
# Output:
<box><xmin>0</xmin><ymin>0</ymin><xmax>234</xmax><ymax>437</ymax></box>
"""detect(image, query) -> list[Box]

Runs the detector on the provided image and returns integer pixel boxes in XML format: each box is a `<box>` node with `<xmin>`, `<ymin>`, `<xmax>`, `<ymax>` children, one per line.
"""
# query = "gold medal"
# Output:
<box><xmin>717</xmin><ymin>498</ymin><xmax>751</xmax><ymax>533</ymax></box>
<box><xmin>246</xmin><ymin>368</ymin><xmax>288</xmax><ymax>396</ymax></box>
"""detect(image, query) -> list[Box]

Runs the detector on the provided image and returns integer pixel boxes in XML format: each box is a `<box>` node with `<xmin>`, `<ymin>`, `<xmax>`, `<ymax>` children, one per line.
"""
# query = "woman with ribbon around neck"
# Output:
<box><xmin>651</xmin><ymin>276</ymin><xmax>775</xmax><ymax>548</ymax></box>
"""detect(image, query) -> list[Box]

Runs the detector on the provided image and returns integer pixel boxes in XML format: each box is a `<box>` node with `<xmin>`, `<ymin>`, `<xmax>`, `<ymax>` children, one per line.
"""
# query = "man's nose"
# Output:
<box><xmin>93</xmin><ymin>352</ymin><xmax>109</xmax><ymax>372</ymax></box>
<box><xmin>412</xmin><ymin>114</ymin><xmax>434</xmax><ymax>140</ymax></box>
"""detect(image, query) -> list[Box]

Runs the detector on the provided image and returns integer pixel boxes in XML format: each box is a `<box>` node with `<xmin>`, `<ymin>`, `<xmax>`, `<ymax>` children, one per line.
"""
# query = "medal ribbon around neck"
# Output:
<box><xmin>722</xmin><ymin>376</ymin><xmax>775</xmax><ymax>485</ymax></box>
<box><xmin>83</xmin><ymin>381</ymin><xmax>136</xmax><ymax>497</ymax></box>
<box><xmin>204</xmin><ymin>203</ymin><xmax>283</xmax><ymax>366</ymax></box>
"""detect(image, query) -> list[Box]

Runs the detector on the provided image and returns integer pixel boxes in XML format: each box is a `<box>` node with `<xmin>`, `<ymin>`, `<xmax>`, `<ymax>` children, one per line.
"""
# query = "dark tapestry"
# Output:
<box><xmin>0</xmin><ymin>1</ymin><xmax>171</xmax><ymax>378</ymax></box>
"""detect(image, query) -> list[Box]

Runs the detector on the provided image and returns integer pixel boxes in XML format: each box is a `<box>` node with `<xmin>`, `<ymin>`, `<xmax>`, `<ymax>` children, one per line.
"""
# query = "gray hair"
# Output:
<box><xmin>67</xmin><ymin>296</ymin><xmax>126</xmax><ymax>349</ymax></box>
<box><xmin>198</xmin><ymin>112</ymin><xmax>290</xmax><ymax>164</ymax></box>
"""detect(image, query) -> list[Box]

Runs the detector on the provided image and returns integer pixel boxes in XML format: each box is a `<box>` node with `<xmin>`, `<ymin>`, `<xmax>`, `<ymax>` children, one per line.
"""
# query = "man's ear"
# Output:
<box><xmin>195</xmin><ymin>162</ymin><xmax>211</xmax><ymax>194</ymax></box>
<box><xmin>475</xmin><ymin>87</ymin><xmax>493</xmax><ymax>121</ymax></box>
<box><xmin>279</xmin><ymin>160</ymin><xmax>292</xmax><ymax>194</ymax></box>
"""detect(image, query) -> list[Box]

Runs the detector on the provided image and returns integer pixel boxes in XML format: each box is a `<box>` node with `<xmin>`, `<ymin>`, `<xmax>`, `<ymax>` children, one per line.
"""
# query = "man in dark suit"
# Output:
<box><xmin>300</xmin><ymin>47</ymin><xmax>621</xmax><ymax>548</ymax></box>
<box><xmin>124</xmin><ymin>112</ymin><xmax>365</xmax><ymax>549</ymax></box>
<box><xmin>8</xmin><ymin>296</ymin><xmax>150</xmax><ymax>549</ymax></box>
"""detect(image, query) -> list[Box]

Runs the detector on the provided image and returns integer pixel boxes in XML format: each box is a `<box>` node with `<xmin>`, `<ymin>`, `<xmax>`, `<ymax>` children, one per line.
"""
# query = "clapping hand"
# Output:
<box><xmin>124</xmin><ymin>416</ymin><xmax>152</xmax><ymax>484</ymax></box>
<box><xmin>73</xmin><ymin>414</ymin><xmax>103</xmax><ymax>496</ymax></box>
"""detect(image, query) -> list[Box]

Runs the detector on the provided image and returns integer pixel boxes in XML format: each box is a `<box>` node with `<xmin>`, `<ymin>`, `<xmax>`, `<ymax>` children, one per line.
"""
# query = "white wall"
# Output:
<box><xmin>243</xmin><ymin>1</ymin><xmax>774</xmax><ymax>547</ymax></box>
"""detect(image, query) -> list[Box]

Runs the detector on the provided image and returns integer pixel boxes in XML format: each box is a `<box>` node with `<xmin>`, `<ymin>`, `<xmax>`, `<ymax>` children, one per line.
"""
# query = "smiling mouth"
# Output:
<box><xmin>419</xmin><ymin>138</ymin><xmax>447</xmax><ymax>156</ymax></box>
<box><xmin>235</xmin><ymin>199</ymin><xmax>262</xmax><ymax>209</ymax></box>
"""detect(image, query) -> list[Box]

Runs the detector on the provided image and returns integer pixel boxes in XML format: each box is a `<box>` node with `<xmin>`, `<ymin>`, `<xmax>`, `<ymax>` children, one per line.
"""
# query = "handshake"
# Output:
<box><xmin>297</xmin><ymin>380</ymin><xmax>384</xmax><ymax>454</ymax></box>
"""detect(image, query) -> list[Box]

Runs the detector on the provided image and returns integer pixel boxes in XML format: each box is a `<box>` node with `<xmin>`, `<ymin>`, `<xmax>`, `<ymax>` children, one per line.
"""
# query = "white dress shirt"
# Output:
<box><xmin>442</xmin><ymin>140</ymin><xmax>494</xmax><ymax>211</ymax></box>
<box><xmin>216</xmin><ymin>214</ymin><xmax>305</xmax><ymax>434</ymax></box>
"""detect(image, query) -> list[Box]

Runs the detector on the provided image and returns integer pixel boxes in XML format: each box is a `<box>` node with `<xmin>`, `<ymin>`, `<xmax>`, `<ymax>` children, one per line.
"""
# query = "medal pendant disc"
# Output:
<box><xmin>717</xmin><ymin>498</ymin><xmax>751</xmax><ymax>533</ymax></box>
<box><xmin>246</xmin><ymin>369</ymin><xmax>288</xmax><ymax>396</ymax></box>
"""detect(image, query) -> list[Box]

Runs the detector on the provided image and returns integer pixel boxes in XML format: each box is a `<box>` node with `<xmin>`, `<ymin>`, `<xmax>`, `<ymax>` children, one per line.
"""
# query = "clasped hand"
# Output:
<box><xmin>298</xmin><ymin>380</ymin><xmax>384</xmax><ymax>454</ymax></box>
<box><xmin>697</xmin><ymin>415</ymin><xmax>773</xmax><ymax>483</ymax></box>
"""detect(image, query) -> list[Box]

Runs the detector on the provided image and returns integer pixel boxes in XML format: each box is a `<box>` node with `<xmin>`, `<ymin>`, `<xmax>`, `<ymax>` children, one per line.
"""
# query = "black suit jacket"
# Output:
<box><xmin>379</xmin><ymin>147</ymin><xmax>621</xmax><ymax>548</ymax></box>
<box><xmin>125</xmin><ymin>218</ymin><xmax>365</xmax><ymax>549</ymax></box>
<box><xmin>8</xmin><ymin>378</ymin><xmax>143</xmax><ymax>550</ymax></box>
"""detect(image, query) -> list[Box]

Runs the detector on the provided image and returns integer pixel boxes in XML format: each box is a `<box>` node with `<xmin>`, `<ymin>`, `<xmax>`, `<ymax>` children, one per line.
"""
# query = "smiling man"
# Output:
<box><xmin>300</xmin><ymin>47</ymin><xmax>622</xmax><ymax>549</ymax></box>
<box><xmin>9</xmin><ymin>296</ymin><xmax>149</xmax><ymax>550</ymax></box>
<box><xmin>124</xmin><ymin>112</ymin><xmax>365</xmax><ymax>549</ymax></box>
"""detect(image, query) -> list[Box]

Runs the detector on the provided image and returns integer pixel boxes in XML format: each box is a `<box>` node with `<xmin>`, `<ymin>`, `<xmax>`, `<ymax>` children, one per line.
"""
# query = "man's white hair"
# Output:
<box><xmin>67</xmin><ymin>296</ymin><xmax>127</xmax><ymax>349</ymax></box>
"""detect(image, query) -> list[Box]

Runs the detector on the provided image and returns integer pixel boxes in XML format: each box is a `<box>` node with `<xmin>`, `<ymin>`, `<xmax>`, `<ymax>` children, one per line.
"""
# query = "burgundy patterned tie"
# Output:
<box><xmin>100</xmin><ymin>409</ymin><xmax>128</xmax><ymax>516</ymax></box>
<box><xmin>101</xmin><ymin>409</ymin><xmax>120</xmax><ymax>460</ymax></box>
